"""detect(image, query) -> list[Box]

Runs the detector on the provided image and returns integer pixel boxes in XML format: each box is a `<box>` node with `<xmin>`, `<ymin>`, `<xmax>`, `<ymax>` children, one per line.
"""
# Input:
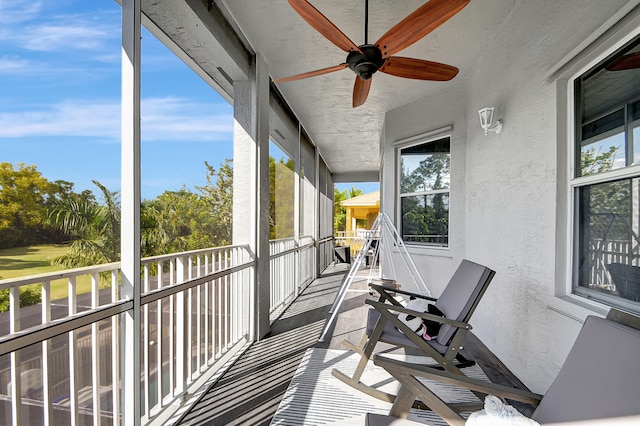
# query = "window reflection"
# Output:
<box><xmin>577</xmin><ymin>178</ymin><xmax>640</xmax><ymax>303</ymax></box>
<box><xmin>399</xmin><ymin>137</ymin><xmax>450</xmax><ymax>247</ymax></box>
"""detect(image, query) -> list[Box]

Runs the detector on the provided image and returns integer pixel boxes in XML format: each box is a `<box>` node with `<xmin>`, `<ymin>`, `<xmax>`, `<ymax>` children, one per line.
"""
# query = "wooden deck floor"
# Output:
<box><xmin>176</xmin><ymin>263</ymin><xmax>532</xmax><ymax>425</ymax></box>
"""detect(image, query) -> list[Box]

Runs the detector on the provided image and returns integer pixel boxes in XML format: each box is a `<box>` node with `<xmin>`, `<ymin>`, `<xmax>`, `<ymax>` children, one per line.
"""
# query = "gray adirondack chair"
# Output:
<box><xmin>368</xmin><ymin>309</ymin><xmax>640</xmax><ymax>425</ymax></box>
<box><xmin>332</xmin><ymin>259</ymin><xmax>495</xmax><ymax>402</ymax></box>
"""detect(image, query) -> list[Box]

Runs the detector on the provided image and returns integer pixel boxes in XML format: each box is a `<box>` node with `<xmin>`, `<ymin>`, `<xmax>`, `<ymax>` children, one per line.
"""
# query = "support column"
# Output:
<box><xmin>346</xmin><ymin>207</ymin><xmax>354</xmax><ymax>233</ymax></box>
<box><xmin>315</xmin><ymin>149</ymin><xmax>321</xmax><ymax>277</ymax></box>
<box><xmin>232</xmin><ymin>53</ymin><xmax>271</xmax><ymax>339</ymax></box>
<box><xmin>121</xmin><ymin>0</ymin><xmax>141</xmax><ymax>424</ymax></box>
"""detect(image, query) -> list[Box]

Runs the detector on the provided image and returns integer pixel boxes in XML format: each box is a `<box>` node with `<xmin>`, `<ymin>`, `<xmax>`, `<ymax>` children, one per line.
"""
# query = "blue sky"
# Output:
<box><xmin>0</xmin><ymin>0</ymin><xmax>378</xmax><ymax>200</ymax></box>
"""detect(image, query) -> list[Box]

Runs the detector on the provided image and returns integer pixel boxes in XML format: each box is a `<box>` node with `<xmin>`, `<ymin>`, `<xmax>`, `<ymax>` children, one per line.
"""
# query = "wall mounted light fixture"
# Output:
<box><xmin>478</xmin><ymin>107</ymin><xmax>503</xmax><ymax>135</ymax></box>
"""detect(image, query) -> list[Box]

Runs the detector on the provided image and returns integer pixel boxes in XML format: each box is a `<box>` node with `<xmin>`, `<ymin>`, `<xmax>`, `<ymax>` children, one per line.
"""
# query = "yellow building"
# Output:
<box><xmin>336</xmin><ymin>191</ymin><xmax>380</xmax><ymax>257</ymax></box>
<box><xmin>341</xmin><ymin>190</ymin><xmax>380</xmax><ymax>233</ymax></box>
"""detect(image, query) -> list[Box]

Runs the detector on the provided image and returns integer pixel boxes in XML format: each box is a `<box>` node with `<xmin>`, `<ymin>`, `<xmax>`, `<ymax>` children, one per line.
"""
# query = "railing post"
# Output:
<box><xmin>155</xmin><ymin>262</ymin><xmax>164</xmax><ymax>410</ymax></box>
<box><xmin>42</xmin><ymin>281</ymin><xmax>52</xmax><ymax>425</ymax></box>
<box><xmin>196</xmin><ymin>256</ymin><xmax>202</xmax><ymax>373</ymax></box>
<box><xmin>295</xmin><ymin>240</ymin><xmax>300</xmax><ymax>298</ymax></box>
<box><xmin>224</xmin><ymin>250</ymin><xmax>230</xmax><ymax>350</ymax></box>
<box><xmin>142</xmin><ymin>266</ymin><xmax>150</xmax><ymax>420</ymax></box>
<box><xmin>91</xmin><ymin>272</ymin><xmax>102</xmax><ymax>425</ymax></box>
<box><xmin>204</xmin><ymin>254</ymin><xmax>210</xmax><ymax>365</ymax></box>
<box><xmin>186</xmin><ymin>256</ymin><xmax>193</xmax><ymax>381</ymax></box>
<box><xmin>9</xmin><ymin>286</ymin><xmax>21</xmax><ymax>426</ymax></box>
<box><xmin>111</xmin><ymin>271</ymin><xmax>120</xmax><ymax>426</ymax></box>
<box><xmin>68</xmin><ymin>276</ymin><xmax>79</xmax><ymax>426</ymax></box>
<box><xmin>175</xmin><ymin>255</ymin><xmax>187</xmax><ymax>395</ymax></box>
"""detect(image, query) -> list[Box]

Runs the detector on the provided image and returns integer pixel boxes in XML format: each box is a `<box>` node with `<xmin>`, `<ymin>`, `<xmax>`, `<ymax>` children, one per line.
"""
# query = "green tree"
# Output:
<box><xmin>0</xmin><ymin>162</ymin><xmax>68</xmax><ymax>248</ymax></box>
<box><xmin>145</xmin><ymin>188</ymin><xmax>205</xmax><ymax>253</ymax></box>
<box><xmin>333</xmin><ymin>186</ymin><xmax>363</xmax><ymax>233</ymax></box>
<box><xmin>580</xmin><ymin>146</ymin><xmax>624</xmax><ymax>218</ymax></box>
<box><xmin>581</xmin><ymin>146</ymin><xmax>618</xmax><ymax>176</ymax></box>
<box><xmin>580</xmin><ymin>146</ymin><xmax>630</xmax><ymax>242</ymax></box>
<box><xmin>348</xmin><ymin>187</ymin><xmax>363</xmax><ymax>199</ymax></box>
<box><xmin>140</xmin><ymin>201</ymin><xmax>170</xmax><ymax>257</ymax></box>
<box><xmin>47</xmin><ymin>180</ymin><xmax>121</xmax><ymax>268</ymax></box>
<box><xmin>400</xmin><ymin>153</ymin><xmax>450</xmax><ymax>241</ymax></box>
<box><xmin>146</xmin><ymin>159</ymin><xmax>234</xmax><ymax>254</ymax></box>
<box><xmin>400</xmin><ymin>153</ymin><xmax>450</xmax><ymax>194</ymax></box>
<box><xmin>269</xmin><ymin>156</ymin><xmax>295</xmax><ymax>239</ymax></box>
<box><xmin>333</xmin><ymin>188</ymin><xmax>347</xmax><ymax>232</ymax></box>
<box><xmin>196</xmin><ymin>159</ymin><xmax>233</xmax><ymax>246</ymax></box>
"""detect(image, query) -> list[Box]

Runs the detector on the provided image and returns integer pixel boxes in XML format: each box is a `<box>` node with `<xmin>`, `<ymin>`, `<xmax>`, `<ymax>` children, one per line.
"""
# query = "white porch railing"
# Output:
<box><xmin>0</xmin><ymin>245</ymin><xmax>254</xmax><ymax>425</ymax></box>
<box><xmin>588</xmin><ymin>239</ymin><xmax>640</xmax><ymax>289</ymax></box>
<box><xmin>334</xmin><ymin>230</ymin><xmax>375</xmax><ymax>256</ymax></box>
<box><xmin>0</xmin><ymin>236</ymin><xmax>332</xmax><ymax>425</ymax></box>
<box><xmin>318</xmin><ymin>236</ymin><xmax>334</xmax><ymax>272</ymax></box>
<box><xmin>269</xmin><ymin>235</ymin><xmax>316</xmax><ymax>320</ymax></box>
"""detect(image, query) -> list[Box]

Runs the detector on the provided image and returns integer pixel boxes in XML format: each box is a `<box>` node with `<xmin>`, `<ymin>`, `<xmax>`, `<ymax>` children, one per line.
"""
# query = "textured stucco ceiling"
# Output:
<box><xmin>217</xmin><ymin>0</ymin><xmax>517</xmax><ymax>181</ymax></box>
<box><xmin>145</xmin><ymin>0</ymin><xmax>518</xmax><ymax>181</ymax></box>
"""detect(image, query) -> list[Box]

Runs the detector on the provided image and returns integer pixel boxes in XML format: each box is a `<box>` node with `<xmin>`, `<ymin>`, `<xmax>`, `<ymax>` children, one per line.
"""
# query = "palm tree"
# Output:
<box><xmin>348</xmin><ymin>186</ymin><xmax>363</xmax><ymax>199</ymax></box>
<box><xmin>47</xmin><ymin>180</ymin><xmax>121</xmax><ymax>268</ymax></box>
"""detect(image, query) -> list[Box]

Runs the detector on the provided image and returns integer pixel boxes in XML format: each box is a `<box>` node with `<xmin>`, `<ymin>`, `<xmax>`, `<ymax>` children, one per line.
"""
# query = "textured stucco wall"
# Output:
<box><xmin>382</xmin><ymin>0</ymin><xmax>639</xmax><ymax>393</ymax></box>
<box><xmin>382</xmin><ymin>82</ymin><xmax>467</xmax><ymax>298</ymax></box>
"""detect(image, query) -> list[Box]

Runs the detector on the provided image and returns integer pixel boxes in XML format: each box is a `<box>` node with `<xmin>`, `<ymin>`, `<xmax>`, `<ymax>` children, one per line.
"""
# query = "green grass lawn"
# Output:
<box><xmin>0</xmin><ymin>244</ymin><xmax>96</xmax><ymax>300</ymax></box>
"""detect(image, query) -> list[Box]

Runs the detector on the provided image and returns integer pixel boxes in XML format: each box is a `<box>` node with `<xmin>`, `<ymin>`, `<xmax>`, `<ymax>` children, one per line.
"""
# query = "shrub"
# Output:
<box><xmin>0</xmin><ymin>286</ymin><xmax>42</xmax><ymax>313</ymax></box>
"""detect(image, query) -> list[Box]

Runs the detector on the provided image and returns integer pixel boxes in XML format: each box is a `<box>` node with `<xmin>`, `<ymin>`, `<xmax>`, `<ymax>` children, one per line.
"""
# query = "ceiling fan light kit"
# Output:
<box><xmin>275</xmin><ymin>0</ymin><xmax>471</xmax><ymax>107</ymax></box>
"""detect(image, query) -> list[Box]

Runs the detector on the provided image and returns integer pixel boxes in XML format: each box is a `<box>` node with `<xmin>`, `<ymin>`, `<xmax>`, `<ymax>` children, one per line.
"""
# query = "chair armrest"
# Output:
<box><xmin>369</xmin><ymin>283</ymin><xmax>438</xmax><ymax>303</ymax></box>
<box><xmin>366</xmin><ymin>299</ymin><xmax>470</xmax><ymax>330</ymax></box>
<box><xmin>369</xmin><ymin>284</ymin><xmax>404</xmax><ymax>306</ymax></box>
<box><xmin>373</xmin><ymin>354</ymin><xmax>543</xmax><ymax>406</ymax></box>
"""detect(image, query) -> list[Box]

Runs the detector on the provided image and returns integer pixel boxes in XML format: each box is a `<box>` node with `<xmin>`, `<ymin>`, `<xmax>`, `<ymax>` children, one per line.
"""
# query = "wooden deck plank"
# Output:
<box><xmin>176</xmin><ymin>264</ymin><xmax>351</xmax><ymax>425</ymax></box>
<box><xmin>176</xmin><ymin>263</ymin><xmax>533</xmax><ymax>425</ymax></box>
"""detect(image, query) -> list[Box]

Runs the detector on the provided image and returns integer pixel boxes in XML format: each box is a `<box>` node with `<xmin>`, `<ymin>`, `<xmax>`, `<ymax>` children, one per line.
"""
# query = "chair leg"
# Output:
<box><xmin>331</xmin><ymin>369</ymin><xmax>397</xmax><ymax>402</ymax></box>
<box><xmin>389</xmin><ymin>382</ymin><xmax>415</xmax><ymax>418</ymax></box>
<box><xmin>341</xmin><ymin>333</ymin><xmax>368</xmax><ymax>355</ymax></box>
<box><xmin>400</xmin><ymin>375</ymin><xmax>467</xmax><ymax>426</ymax></box>
<box><xmin>331</xmin><ymin>318</ymin><xmax>399</xmax><ymax>402</ymax></box>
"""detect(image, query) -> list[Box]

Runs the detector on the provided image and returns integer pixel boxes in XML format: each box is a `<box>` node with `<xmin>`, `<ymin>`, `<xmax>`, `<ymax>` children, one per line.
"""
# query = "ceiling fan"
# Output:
<box><xmin>274</xmin><ymin>0</ymin><xmax>470</xmax><ymax>108</ymax></box>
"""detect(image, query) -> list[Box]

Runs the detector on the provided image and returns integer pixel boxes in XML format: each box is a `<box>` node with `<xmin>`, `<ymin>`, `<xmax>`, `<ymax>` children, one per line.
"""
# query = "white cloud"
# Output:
<box><xmin>141</xmin><ymin>97</ymin><xmax>233</xmax><ymax>142</ymax></box>
<box><xmin>0</xmin><ymin>97</ymin><xmax>233</xmax><ymax>143</ymax></box>
<box><xmin>1</xmin><ymin>2</ymin><xmax>120</xmax><ymax>52</ymax></box>
<box><xmin>0</xmin><ymin>56</ymin><xmax>35</xmax><ymax>73</ymax></box>
<box><xmin>36</xmin><ymin>26</ymin><xmax>108</xmax><ymax>51</ymax></box>
<box><xmin>7</xmin><ymin>21</ymin><xmax>117</xmax><ymax>52</ymax></box>
<box><xmin>0</xmin><ymin>100</ymin><xmax>121</xmax><ymax>139</ymax></box>
<box><xmin>0</xmin><ymin>0</ymin><xmax>43</xmax><ymax>25</ymax></box>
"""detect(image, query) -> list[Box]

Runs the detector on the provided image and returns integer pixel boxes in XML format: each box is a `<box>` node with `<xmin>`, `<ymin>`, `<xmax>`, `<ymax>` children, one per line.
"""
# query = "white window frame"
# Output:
<box><xmin>567</xmin><ymin>29</ymin><xmax>640</xmax><ymax>313</ymax></box>
<box><xmin>395</xmin><ymin>130</ymin><xmax>451</xmax><ymax>248</ymax></box>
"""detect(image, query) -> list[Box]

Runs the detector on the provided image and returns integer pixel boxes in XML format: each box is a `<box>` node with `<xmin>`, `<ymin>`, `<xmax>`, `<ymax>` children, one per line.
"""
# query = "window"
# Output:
<box><xmin>269</xmin><ymin>140</ymin><xmax>296</xmax><ymax>240</ymax></box>
<box><xmin>572</xmin><ymin>33</ymin><xmax>640</xmax><ymax>310</ymax></box>
<box><xmin>398</xmin><ymin>137</ymin><xmax>450</xmax><ymax>246</ymax></box>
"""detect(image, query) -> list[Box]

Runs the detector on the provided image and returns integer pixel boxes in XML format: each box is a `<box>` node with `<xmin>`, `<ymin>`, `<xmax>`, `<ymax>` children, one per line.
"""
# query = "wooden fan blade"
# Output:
<box><xmin>353</xmin><ymin>76</ymin><xmax>372</xmax><ymax>108</ymax></box>
<box><xmin>379</xmin><ymin>56</ymin><xmax>458</xmax><ymax>81</ymax></box>
<box><xmin>274</xmin><ymin>63</ymin><xmax>348</xmax><ymax>83</ymax></box>
<box><xmin>288</xmin><ymin>0</ymin><xmax>361</xmax><ymax>53</ymax></box>
<box><xmin>606</xmin><ymin>52</ymin><xmax>640</xmax><ymax>71</ymax></box>
<box><xmin>375</xmin><ymin>0</ymin><xmax>470</xmax><ymax>58</ymax></box>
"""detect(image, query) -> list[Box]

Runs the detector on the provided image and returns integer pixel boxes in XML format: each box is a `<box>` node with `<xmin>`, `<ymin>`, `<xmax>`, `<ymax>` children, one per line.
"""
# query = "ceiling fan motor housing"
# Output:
<box><xmin>347</xmin><ymin>44</ymin><xmax>385</xmax><ymax>80</ymax></box>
